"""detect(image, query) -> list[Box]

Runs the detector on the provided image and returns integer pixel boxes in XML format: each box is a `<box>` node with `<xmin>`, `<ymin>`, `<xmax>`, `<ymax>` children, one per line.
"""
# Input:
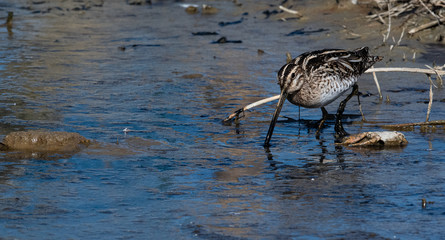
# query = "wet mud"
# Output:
<box><xmin>0</xmin><ymin>0</ymin><xmax>445</xmax><ymax>239</ymax></box>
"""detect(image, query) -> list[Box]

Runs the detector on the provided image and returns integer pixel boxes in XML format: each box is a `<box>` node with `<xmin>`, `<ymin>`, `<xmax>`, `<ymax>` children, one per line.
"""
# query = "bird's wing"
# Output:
<box><xmin>294</xmin><ymin>49</ymin><xmax>366</xmax><ymax>79</ymax></box>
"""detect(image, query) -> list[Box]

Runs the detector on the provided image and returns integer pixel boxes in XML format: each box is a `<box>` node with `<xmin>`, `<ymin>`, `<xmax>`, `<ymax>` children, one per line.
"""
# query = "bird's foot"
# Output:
<box><xmin>334</xmin><ymin>121</ymin><xmax>349</xmax><ymax>142</ymax></box>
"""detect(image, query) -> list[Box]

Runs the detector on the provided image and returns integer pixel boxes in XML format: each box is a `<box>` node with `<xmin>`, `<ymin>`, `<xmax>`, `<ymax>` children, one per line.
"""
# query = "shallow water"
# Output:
<box><xmin>1</xmin><ymin>1</ymin><xmax>445</xmax><ymax>239</ymax></box>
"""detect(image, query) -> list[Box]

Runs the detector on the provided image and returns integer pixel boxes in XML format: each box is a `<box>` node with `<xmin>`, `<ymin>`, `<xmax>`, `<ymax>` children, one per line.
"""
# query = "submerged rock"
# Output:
<box><xmin>201</xmin><ymin>4</ymin><xmax>218</xmax><ymax>14</ymax></box>
<box><xmin>185</xmin><ymin>6</ymin><xmax>198</xmax><ymax>14</ymax></box>
<box><xmin>0</xmin><ymin>130</ymin><xmax>90</xmax><ymax>152</ymax></box>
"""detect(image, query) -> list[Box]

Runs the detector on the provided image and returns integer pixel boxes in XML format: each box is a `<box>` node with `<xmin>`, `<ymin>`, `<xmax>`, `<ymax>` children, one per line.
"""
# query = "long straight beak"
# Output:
<box><xmin>264</xmin><ymin>89</ymin><xmax>288</xmax><ymax>146</ymax></box>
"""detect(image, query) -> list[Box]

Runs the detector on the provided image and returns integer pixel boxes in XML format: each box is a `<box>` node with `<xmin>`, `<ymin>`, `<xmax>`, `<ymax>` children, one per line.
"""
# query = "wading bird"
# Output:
<box><xmin>264</xmin><ymin>47</ymin><xmax>382</xmax><ymax>146</ymax></box>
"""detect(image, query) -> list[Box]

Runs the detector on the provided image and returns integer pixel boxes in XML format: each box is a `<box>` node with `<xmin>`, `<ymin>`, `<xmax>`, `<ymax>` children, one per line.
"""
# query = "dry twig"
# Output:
<box><xmin>223</xmin><ymin>95</ymin><xmax>280</xmax><ymax>123</ymax></box>
<box><xmin>419</xmin><ymin>0</ymin><xmax>442</xmax><ymax>22</ymax></box>
<box><xmin>382</xmin><ymin>120</ymin><xmax>445</xmax><ymax>129</ymax></box>
<box><xmin>408</xmin><ymin>17</ymin><xmax>445</xmax><ymax>35</ymax></box>
<box><xmin>371</xmin><ymin>66</ymin><xmax>383</xmax><ymax>100</ymax></box>
<box><xmin>384</xmin><ymin>2</ymin><xmax>392</xmax><ymax>43</ymax></box>
<box><xmin>426</xmin><ymin>74</ymin><xmax>434</xmax><ymax>122</ymax></box>
<box><xmin>367</xmin><ymin>3</ymin><xmax>415</xmax><ymax>20</ymax></box>
<box><xmin>397</xmin><ymin>27</ymin><xmax>405</xmax><ymax>45</ymax></box>
<box><xmin>426</xmin><ymin>64</ymin><xmax>444</xmax><ymax>85</ymax></box>
<box><xmin>366</xmin><ymin>67</ymin><xmax>445</xmax><ymax>75</ymax></box>
<box><xmin>279</xmin><ymin>5</ymin><xmax>301</xmax><ymax>16</ymax></box>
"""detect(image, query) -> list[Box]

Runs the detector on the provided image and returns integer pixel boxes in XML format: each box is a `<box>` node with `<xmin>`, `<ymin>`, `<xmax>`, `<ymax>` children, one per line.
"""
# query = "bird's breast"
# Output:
<box><xmin>286</xmin><ymin>75</ymin><xmax>357</xmax><ymax>108</ymax></box>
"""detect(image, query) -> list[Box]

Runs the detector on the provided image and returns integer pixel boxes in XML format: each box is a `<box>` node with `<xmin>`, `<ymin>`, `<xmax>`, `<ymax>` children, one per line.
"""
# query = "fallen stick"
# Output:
<box><xmin>426</xmin><ymin>75</ymin><xmax>433</xmax><ymax>122</ymax></box>
<box><xmin>371</xmin><ymin>66</ymin><xmax>383</xmax><ymax>100</ymax></box>
<box><xmin>279</xmin><ymin>5</ymin><xmax>301</xmax><ymax>16</ymax></box>
<box><xmin>223</xmin><ymin>95</ymin><xmax>280</xmax><ymax>122</ymax></box>
<box><xmin>382</xmin><ymin>120</ymin><xmax>445</xmax><ymax>129</ymax></box>
<box><xmin>418</xmin><ymin>0</ymin><xmax>441</xmax><ymax>22</ymax></box>
<box><xmin>365</xmin><ymin>67</ymin><xmax>445</xmax><ymax>75</ymax></box>
<box><xmin>408</xmin><ymin>17</ymin><xmax>445</xmax><ymax>35</ymax></box>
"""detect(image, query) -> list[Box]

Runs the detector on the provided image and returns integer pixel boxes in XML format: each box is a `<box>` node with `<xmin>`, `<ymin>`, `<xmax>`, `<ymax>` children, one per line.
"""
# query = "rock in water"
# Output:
<box><xmin>1</xmin><ymin>130</ymin><xmax>90</xmax><ymax>152</ymax></box>
<box><xmin>336</xmin><ymin>131</ymin><xmax>408</xmax><ymax>147</ymax></box>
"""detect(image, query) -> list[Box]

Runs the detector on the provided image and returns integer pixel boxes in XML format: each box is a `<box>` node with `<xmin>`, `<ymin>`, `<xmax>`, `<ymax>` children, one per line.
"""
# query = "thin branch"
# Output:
<box><xmin>279</xmin><ymin>5</ymin><xmax>301</xmax><ymax>16</ymax></box>
<box><xmin>408</xmin><ymin>17</ymin><xmax>445</xmax><ymax>35</ymax></box>
<box><xmin>425</xmin><ymin>64</ymin><xmax>444</xmax><ymax>86</ymax></box>
<box><xmin>365</xmin><ymin>67</ymin><xmax>445</xmax><ymax>75</ymax></box>
<box><xmin>382</xmin><ymin>120</ymin><xmax>445</xmax><ymax>129</ymax></box>
<box><xmin>419</xmin><ymin>0</ymin><xmax>441</xmax><ymax>22</ymax></box>
<box><xmin>223</xmin><ymin>95</ymin><xmax>280</xmax><ymax>123</ymax></box>
<box><xmin>367</xmin><ymin>2</ymin><xmax>414</xmax><ymax>20</ymax></box>
<box><xmin>371</xmin><ymin>66</ymin><xmax>383</xmax><ymax>100</ymax></box>
<box><xmin>377</xmin><ymin>14</ymin><xmax>386</xmax><ymax>24</ymax></box>
<box><xmin>397</xmin><ymin>27</ymin><xmax>405</xmax><ymax>45</ymax></box>
<box><xmin>426</xmin><ymin>75</ymin><xmax>433</xmax><ymax>122</ymax></box>
<box><xmin>384</xmin><ymin>2</ymin><xmax>392</xmax><ymax>43</ymax></box>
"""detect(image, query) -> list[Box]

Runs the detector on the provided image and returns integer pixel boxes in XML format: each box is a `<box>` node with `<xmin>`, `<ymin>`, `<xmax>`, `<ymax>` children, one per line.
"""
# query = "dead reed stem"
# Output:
<box><xmin>371</xmin><ymin>66</ymin><xmax>383</xmax><ymax>100</ymax></box>
<box><xmin>365</xmin><ymin>67</ymin><xmax>445</xmax><ymax>75</ymax></box>
<box><xmin>279</xmin><ymin>5</ymin><xmax>301</xmax><ymax>16</ymax></box>
<box><xmin>382</xmin><ymin>120</ymin><xmax>445</xmax><ymax>129</ymax></box>
<box><xmin>384</xmin><ymin>2</ymin><xmax>392</xmax><ymax>43</ymax></box>
<box><xmin>418</xmin><ymin>0</ymin><xmax>441</xmax><ymax>22</ymax></box>
<box><xmin>426</xmin><ymin>75</ymin><xmax>434</xmax><ymax>122</ymax></box>
<box><xmin>408</xmin><ymin>17</ymin><xmax>445</xmax><ymax>35</ymax></box>
<box><xmin>223</xmin><ymin>95</ymin><xmax>280</xmax><ymax>122</ymax></box>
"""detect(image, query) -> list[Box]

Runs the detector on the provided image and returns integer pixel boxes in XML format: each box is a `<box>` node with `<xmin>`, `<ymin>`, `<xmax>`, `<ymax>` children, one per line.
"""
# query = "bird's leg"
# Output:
<box><xmin>335</xmin><ymin>84</ymin><xmax>359</xmax><ymax>139</ymax></box>
<box><xmin>357</xmin><ymin>91</ymin><xmax>366</xmax><ymax>121</ymax></box>
<box><xmin>315</xmin><ymin>107</ymin><xmax>328</xmax><ymax>136</ymax></box>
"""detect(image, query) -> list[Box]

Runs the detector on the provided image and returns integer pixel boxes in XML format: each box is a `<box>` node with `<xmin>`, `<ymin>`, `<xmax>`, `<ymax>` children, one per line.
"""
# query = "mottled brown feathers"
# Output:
<box><xmin>277</xmin><ymin>47</ymin><xmax>382</xmax><ymax>108</ymax></box>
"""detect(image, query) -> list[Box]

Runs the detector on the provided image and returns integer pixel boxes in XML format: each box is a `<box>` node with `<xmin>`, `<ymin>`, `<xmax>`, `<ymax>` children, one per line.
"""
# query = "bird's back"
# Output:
<box><xmin>279</xmin><ymin>47</ymin><xmax>382</xmax><ymax>108</ymax></box>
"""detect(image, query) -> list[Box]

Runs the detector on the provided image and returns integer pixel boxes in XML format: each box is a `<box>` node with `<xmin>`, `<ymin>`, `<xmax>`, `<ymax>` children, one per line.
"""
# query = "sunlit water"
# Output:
<box><xmin>1</xmin><ymin>1</ymin><xmax>445</xmax><ymax>239</ymax></box>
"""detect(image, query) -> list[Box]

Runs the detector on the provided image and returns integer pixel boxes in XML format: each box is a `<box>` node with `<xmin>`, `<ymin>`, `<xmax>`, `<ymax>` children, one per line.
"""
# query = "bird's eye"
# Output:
<box><xmin>290</xmin><ymin>73</ymin><xmax>296</xmax><ymax>79</ymax></box>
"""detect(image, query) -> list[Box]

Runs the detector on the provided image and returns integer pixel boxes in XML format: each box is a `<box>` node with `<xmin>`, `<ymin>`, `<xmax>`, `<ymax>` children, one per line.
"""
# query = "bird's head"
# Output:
<box><xmin>277</xmin><ymin>63</ymin><xmax>304</xmax><ymax>95</ymax></box>
<box><xmin>355</xmin><ymin>47</ymin><xmax>383</xmax><ymax>73</ymax></box>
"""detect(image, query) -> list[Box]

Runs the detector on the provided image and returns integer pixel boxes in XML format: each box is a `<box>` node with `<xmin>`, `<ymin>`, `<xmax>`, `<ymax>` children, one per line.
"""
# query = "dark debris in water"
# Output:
<box><xmin>192</xmin><ymin>32</ymin><xmax>218</xmax><ymax>36</ymax></box>
<box><xmin>126</xmin><ymin>0</ymin><xmax>152</xmax><ymax>5</ymax></box>
<box><xmin>387</xmin><ymin>88</ymin><xmax>428</xmax><ymax>93</ymax></box>
<box><xmin>212</xmin><ymin>37</ymin><xmax>242</xmax><ymax>44</ymax></box>
<box><xmin>118</xmin><ymin>44</ymin><xmax>162</xmax><ymax>51</ymax></box>
<box><xmin>286</xmin><ymin>28</ymin><xmax>329</xmax><ymax>36</ymax></box>
<box><xmin>218</xmin><ymin>18</ymin><xmax>244</xmax><ymax>27</ymax></box>
<box><xmin>23</xmin><ymin>0</ymin><xmax>105</xmax><ymax>14</ymax></box>
<box><xmin>262</xmin><ymin>9</ymin><xmax>280</xmax><ymax>19</ymax></box>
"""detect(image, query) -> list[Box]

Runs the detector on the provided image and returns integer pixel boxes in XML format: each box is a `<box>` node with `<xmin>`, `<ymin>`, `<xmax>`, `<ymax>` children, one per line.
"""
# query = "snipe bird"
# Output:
<box><xmin>264</xmin><ymin>47</ymin><xmax>382</xmax><ymax>146</ymax></box>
